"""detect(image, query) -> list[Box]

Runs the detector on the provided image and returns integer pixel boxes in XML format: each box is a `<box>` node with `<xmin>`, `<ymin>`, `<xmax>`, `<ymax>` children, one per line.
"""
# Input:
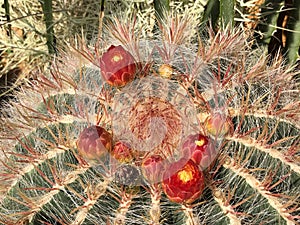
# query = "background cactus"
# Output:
<box><xmin>1</xmin><ymin>3</ymin><xmax>300</xmax><ymax>225</ymax></box>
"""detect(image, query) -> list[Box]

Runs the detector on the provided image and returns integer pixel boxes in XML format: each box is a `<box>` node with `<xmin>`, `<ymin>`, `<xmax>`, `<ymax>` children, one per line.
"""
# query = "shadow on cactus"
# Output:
<box><xmin>0</xmin><ymin>13</ymin><xmax>299</xmax><ymax>225</ymax></box>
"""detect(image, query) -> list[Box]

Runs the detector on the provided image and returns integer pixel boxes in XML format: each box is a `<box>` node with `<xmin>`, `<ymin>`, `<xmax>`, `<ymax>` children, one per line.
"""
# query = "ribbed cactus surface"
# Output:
<box><xmin>0</xmin><ymin>14</ymin><xmax>299</xmax><ymax>225</ymax></box>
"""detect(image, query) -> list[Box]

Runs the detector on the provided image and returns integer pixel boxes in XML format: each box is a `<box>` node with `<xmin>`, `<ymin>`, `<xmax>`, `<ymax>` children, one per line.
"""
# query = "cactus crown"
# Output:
<box><xmin>0</xmin><ymin>12</ymin><xmax>299</xmax><ymax>225</ymax></box>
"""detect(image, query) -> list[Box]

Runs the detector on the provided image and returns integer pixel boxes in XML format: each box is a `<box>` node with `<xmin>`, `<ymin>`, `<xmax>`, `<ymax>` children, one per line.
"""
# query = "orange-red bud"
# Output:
<box><xmin>77</xmin><ymin>125</ymin><xmax>112</xmax><ymax>163</ymax></box>
<box><xmin>162</xmin><ymin>159</ymin><xmax>205</xmax><ymax>204</ymax></box>
<box><xmin>100</xmin><ymin>45</ymin><xmax>136</xmax><ymax>87</ymax></box>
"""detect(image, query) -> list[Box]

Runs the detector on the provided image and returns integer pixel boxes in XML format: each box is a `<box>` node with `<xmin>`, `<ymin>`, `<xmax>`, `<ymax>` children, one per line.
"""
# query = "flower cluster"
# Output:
<box><xmin>75</xmin><ymin>43</ymin><xmax>229</xmax><ymax>204</ymax></box>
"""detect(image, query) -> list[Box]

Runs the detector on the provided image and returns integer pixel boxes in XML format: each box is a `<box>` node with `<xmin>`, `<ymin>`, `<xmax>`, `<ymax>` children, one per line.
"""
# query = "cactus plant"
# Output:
<box><xmin>0</xmin><ymin>11</ymin><xmax>299</xmax><ymax>225</ymax></box>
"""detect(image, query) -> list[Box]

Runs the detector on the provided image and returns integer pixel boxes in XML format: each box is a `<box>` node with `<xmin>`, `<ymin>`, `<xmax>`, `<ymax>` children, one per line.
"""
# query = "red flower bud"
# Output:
<box><xmin>162</xmin><ymin>159</ymin><xmax>205</xmax><ymax>204</ymax></box>
<box><xmin>204</xmin><ymin>113</ymin><xmax>233</xmax><ymax>137</ymax></box>
<box><xmin>77</xmin><ymin>125</ymin><xmax>112</xmax><ymax>163</ymax></box>
<box><xmin>182</xmin><ymin>134</ymin><xmax>216</xmax><ymax>170</ymax></box>
<box><xmin>100</xmin><ymin>45</ymin><xmax>136</xmax><ymax>87</ymax></box>
<box><xmin>141</xmin><ymin>155</ymin><xmax>165</xmax><ymax>183</ymax></box>
<box><xmin>111</xmin><ymin>141</ymin><xmax>133</xmax><ymax>163</ymax></box>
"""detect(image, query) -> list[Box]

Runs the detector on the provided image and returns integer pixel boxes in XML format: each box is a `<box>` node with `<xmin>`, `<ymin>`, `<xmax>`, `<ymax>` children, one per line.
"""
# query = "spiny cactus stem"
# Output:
<box><xmin>113</xmin><ymin>188</ymin><xmax>136</xmax><ymax>225</ymax></box>
<box><xmin>25</xmin><ymin>186</ymin><xmax>63</xmax><ymax>222</ymax></box>
<box><xmin>7</xmin><ymin>145</ymin><xmax>68</xmax><ymax>192</ymax></box>
<box><xmin>72</xmin><ymin>178</ymin><xmax>111</xmax><ymax>225</ymax></box>
<box><xmin>148</xmin><ymin>184</ymin><xmax>161</xmax><ymax>225</ymax></box>
<box><xmin>212</xmin><ymin>188</ymin><xmax>241</xmax><ymax>225</ymax></box>
<box><xmin>5</xmin><ymin>164</ymin><xmax>90</xmax><ymax>224</ymax></box>
<box><xmin>229</xmin><ymin>108</ymin><xmax>300</xmax><ymax>130</ymax></box>
<box><xmin>223</xmin><ymin>157</ymin><xmax>296</xmax><ymax>224</ymax></box>
<box><xmin>182</xmin><ymin>204</ymin><xmax>200</xmax><ymax>225</ymax></box>
<box><xmin>226</xmin><ymin>136</ymin><xmax>300</xmax><ymax>174</ymax></box>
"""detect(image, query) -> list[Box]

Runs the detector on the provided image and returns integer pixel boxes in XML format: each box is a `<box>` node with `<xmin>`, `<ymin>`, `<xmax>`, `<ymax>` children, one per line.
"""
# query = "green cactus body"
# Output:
<box><xmin>0</xmin><ymin>14</ymin><xmax>299</xmax><ymax>225</ymax></box>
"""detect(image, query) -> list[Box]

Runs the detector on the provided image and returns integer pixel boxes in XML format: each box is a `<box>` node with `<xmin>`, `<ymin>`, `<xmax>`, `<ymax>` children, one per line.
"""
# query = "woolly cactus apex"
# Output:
<box><xmin>0</xmin><ymin>12</ymin><xmax>300</xmax><ymax>225</ymax></box>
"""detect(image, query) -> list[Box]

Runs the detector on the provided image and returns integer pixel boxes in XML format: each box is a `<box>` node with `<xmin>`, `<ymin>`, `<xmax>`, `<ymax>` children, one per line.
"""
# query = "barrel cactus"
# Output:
<box><xmin>0</xmin><ymin>13</ymin><xmax>299</xmax><ymax>225</ymax></box>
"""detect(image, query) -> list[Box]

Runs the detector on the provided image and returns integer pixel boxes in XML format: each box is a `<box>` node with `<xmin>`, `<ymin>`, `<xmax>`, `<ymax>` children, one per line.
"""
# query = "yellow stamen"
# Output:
<box><xmin>195</xmin><ymin>139</ymin><xmax>205</xmax><ymax>146</ymax></box>
<box><xmin>178</xmin><ymin>169</ymin><xmax>193</xmax><ymax>183</ymax></box>
<box><xmin>112</xmin><ymin>54</ymin><xmax>123</xmax><ymax>62</ymax></box>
